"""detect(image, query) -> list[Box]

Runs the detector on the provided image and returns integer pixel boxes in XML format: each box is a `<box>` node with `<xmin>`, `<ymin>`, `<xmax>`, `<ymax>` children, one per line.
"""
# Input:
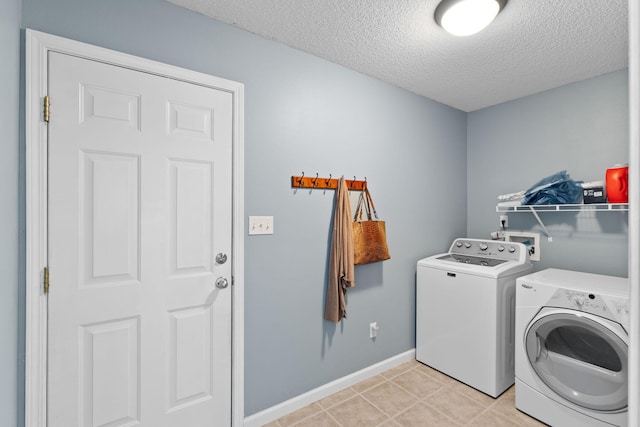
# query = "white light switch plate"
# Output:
<box><xmin>249</xmin><ymin>216</ymin><xmax>274</xmax><ymax>235</ymax></box>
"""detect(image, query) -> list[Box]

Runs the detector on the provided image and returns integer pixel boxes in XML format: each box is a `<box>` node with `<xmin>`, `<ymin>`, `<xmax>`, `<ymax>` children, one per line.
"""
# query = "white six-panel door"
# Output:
<box><xmin>47</xmin><ymin>51</ymin><xmax>232</xmax><ymax>426</ymax></box>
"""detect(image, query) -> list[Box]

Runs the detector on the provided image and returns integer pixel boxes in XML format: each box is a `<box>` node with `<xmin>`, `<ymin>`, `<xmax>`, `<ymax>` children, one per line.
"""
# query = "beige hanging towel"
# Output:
<box><xmin>324</xmin><ymin>178</ymin><xmax>356</xmax><ymax>322</ymax></box>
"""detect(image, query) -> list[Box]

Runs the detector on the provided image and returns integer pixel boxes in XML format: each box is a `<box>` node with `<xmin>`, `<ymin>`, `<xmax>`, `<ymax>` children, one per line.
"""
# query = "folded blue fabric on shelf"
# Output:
<box><xmin>523</xmin><ymin>170</ymin><xmax>583</xmax><ymax>205</ymax></box>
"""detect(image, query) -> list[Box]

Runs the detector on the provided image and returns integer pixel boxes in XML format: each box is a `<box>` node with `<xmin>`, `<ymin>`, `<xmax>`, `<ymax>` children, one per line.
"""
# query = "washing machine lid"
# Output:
<box><xmin>525</xmin><ymin>307</ymin><xmax>628</xmax><ymax>412</ymax></box>
<box><xmin>435</xmin><ymin>253</ymin><xmax>507</xmax><ymax>267</ymax></box>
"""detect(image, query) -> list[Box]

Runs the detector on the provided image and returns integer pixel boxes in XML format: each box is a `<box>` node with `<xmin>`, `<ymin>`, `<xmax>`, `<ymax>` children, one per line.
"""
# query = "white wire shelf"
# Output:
<box><xmin>496</xmin><ymin>203</ymin><xmax>629</xmax><ymax>213</ymax></box>
<box><xmin>495</xmin><ymin>203</ymin><xmax>629</xmax><ymax>242</ymax></box>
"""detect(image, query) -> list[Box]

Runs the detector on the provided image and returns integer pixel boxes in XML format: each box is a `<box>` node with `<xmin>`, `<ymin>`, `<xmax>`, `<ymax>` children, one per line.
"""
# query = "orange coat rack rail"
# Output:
<box><xmin>291</xmin><ymin>174</ymin><xmax>366</xmax><ymax>191</ymax></box>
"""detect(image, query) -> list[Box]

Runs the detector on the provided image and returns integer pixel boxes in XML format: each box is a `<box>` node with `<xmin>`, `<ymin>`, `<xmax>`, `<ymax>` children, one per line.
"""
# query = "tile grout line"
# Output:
<box><xmin>384</xmin><ymin>398</ymin><xmax>425</xmax><ymax>426</ymax></box>
<box><xmin>357</xmin><ymin>386</ymin><xmax>394</xmax><ymax>424</ymax></box>
<box><xmin>324</xmin><ymin>407</ymin><xmax>344</xmax><ymax>427</ymax></box>
<box><xmin>462</xmin><ymin>405</ymin><xmax>494</xmax><ymax>426</ymax></box>
<box><xmin>421</xmin><ymin>397</ymin><xmax>467</xmax><ymax>426</ymax></box>
<box><xmin>280</xmin><ymin>402</ymin><xmax>324</xmax><ymax>427</ymax></box>
<box><xmin>359</xmin><ymin>364</ymin><xmax>453</xmax><ymax>426</ymax></box>
<box><xmin>389</xmin><ymin>369</ymin><xmax>448</xmax><ymax>401</ymax></box>
<box><xmin>272</xmin><ymin>361</ymin><xmax>542</xmax><ymax>427</ymax></box>
<box><xmin>349</xmin><ymin>366</ymin><xmax>418</xmax><ymax>425</ymax></box>
<box><xmin>357</xmin><ymin>364</ymin><xmax>439</xmax><ymax>425</ymax></box>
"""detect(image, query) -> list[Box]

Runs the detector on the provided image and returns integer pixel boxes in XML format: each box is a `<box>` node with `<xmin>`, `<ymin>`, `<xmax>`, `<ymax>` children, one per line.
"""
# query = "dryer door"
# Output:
<box><xmin>525</xmin><ymin>308</ymin><xmax>628</xmax><ymax>412</ymax></box>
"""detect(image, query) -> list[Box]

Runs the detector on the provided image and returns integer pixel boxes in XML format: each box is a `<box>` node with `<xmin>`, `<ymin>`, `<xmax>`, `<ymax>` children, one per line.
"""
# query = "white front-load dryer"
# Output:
<box><xmin>515</xmin><ymin>269</ymin><xmax>629</xmax><ymax>426</ymax></box>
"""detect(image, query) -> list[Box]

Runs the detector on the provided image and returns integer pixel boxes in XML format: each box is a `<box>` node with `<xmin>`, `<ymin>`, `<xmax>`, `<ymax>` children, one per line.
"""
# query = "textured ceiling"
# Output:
<box><xmin>166</xmin><ymin>0</ymin><xmax>628</xmax><ymax>112</ymax></box>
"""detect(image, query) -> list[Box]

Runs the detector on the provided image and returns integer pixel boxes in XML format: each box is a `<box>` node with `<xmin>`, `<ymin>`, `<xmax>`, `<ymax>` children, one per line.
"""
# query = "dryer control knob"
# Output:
<box><xmin>479</xmin><ymin>243</ymin><xmax>488</xmax><ymax>251</ymax></box>
<box><xmin>497</xmin><ymin>245</ymin><xmax>505</xmax><ymax>252</ymax></box>
<box><xmin>574</xmin><ymin>296</ymin><xmax>585</xmax><ymax>307</ymax></box>
<box><xmin>456</xmin><ymin>242</ymin><xmax>463</xmax><ymax>247</ymax></box>
<box><xmin>508</xmin><ymin>246</ymin><xmax>516</xmax><ymax>253</ymax></box>
<box><xmin>464</xmin><ymin>242</ymin><xmax>471</xmax><ymax>248</ymax></box>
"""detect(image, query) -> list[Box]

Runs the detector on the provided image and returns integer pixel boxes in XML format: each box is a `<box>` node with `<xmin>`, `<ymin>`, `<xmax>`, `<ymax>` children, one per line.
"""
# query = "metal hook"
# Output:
<box><xmin>312</xmin><ymin>173</ymin><xmax>319</xmax><ymax>186</ymax></box>
<box><xmin>298</xmin><ymin>172</ymin><xmax>304</xmax><ymax>184</ymax></box>
<box><xmin>325</xmin><ymin>174</ymin><xmax>332</xmax><ymax>185</ymax></box>
<box><xmin>351</xmin><ymin>176</ymin><xmax>357</xmax><ymax>188</ymax></box>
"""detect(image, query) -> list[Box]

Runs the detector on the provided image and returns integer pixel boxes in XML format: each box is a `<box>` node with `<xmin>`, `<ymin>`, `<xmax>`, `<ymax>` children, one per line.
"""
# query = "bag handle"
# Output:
<box><xmin>363</xmin><ymin>187</ymin><xmax>379</xmax><ymax>220</ymax></box>
<box><xmin>354</xmin><ymin>190</ymin><xmax>367</xmax><ymax>221</ymax></box>
<box><xmin>353</xmin><ymin>185</ymin><xmax>379</xmax><ymax>222</ymax></box>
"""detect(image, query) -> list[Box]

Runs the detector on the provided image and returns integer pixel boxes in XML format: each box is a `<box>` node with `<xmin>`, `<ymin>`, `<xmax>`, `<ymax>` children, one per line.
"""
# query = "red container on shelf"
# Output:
<box><xmin>606</xmin><ymin>164</ymin><xmax>629</xmax><ymax>203</ymax></box>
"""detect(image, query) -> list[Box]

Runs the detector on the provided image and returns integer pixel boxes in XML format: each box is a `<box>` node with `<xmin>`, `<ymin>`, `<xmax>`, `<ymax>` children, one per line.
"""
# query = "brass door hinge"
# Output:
<box><xmin>44</xmin><ymin>267</ymin><xmax>50</xmax><ymax>294</ymax></box>
<box><xmin>44</xmin><ymin>96</ymin><xmax>50</xmax><ymax>123</ymax></box>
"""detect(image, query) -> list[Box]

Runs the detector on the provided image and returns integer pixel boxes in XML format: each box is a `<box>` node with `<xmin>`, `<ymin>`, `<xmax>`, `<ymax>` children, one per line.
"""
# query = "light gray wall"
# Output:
<box><xmin>13</xmin><ymin>1</ymin><xmax>628</xmax><ymax>421</ymax></box>
<box><xmin>1</xmin><ymin>0</ymin><xmax>22</xmax><ymax>425</ymax></box>
<box><xmin>20</xmin><ymin>0</ymin><xmax>468</xmax><ymax>416</ymax></box>
<box><xmin>467</xmin><ymin>70</ymin><xmax>629</xmax><ymax>277</ymax></box>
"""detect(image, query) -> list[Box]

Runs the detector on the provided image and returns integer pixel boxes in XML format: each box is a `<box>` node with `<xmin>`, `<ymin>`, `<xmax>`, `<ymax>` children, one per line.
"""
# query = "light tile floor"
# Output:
<box><xmin>264</xmin><ymin>360</ymin><xmax>547</xmax><ymax>426</ymax></box>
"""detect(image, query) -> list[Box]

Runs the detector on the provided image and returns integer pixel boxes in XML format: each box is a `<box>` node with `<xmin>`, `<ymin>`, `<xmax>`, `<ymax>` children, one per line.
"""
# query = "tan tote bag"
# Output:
<box><xmin>352</xmin><ymin>186</ymin><xmax>391</xmax><ymax>265</ymax></box>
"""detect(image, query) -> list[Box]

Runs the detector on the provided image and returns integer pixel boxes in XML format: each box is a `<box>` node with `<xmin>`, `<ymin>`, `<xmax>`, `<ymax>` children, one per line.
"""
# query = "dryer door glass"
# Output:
<box><xmin>525</xmin><ymin>312</ymin><xmax>627</xmax><ymax>412</ymax></box>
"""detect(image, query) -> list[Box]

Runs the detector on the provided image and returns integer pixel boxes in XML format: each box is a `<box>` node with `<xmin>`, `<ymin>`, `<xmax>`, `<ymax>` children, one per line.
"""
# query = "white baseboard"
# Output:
<box><xmin>243</xmin><ymin>349</ymin><xmax>416</xmax><ymax>427</ymax></box>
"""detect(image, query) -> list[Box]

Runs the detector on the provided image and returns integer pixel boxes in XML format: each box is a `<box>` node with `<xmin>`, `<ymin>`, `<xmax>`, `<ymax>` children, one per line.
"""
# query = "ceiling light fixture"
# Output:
<box><xmin>435</xmin><ymin>0</ymin><xmax>507</xmax><ymax>37</ymax></box>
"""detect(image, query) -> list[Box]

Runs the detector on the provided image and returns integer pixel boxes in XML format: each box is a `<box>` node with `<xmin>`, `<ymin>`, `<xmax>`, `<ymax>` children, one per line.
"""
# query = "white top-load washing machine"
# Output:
<box><xmin>416</xmin><ymin>238</ymin><xmax>532</xmax><ymax>397</ymax></box>
<box><xmin>515</xmin><ymin>269</ymin><xmax>629</xmax><ymax>427</ymax></box>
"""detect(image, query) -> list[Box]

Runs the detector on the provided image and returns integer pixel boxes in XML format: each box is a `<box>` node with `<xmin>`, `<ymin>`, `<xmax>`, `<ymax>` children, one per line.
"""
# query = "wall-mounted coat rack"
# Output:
<box><xmin>291</xmin><ymin>173</ymin><xmax>367</xmax><ymax>191</ymax></box>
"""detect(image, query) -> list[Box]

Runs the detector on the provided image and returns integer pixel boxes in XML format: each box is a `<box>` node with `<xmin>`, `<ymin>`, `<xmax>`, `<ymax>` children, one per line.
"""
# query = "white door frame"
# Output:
<box><xmin>24</xmin><ymin>29</ymin><xmax>245</xmax><ymax>426</ymax></box>
<box><xmin>629</xmin><ymin>0</ymin><xmax>639</xmax><ymax>425</ymax></box>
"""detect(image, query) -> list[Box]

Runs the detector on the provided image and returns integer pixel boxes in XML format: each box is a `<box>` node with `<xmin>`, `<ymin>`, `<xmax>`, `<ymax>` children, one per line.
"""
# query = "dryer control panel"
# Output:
<box><xmin>547</xmin><ymin>288</ymin><xmax>630</xmax><ymax>327</ymax></box>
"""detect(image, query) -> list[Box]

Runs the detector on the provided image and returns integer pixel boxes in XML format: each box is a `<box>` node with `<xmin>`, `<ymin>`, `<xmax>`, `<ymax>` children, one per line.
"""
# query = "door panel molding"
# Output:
<box><xmin>25</xmin><ymin>29</ymin><xmax>245</xmax><ymax>426</ymax></box>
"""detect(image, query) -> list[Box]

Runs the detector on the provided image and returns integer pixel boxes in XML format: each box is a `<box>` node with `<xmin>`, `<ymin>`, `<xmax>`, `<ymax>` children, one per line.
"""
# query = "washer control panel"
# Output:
<box><xmin>449</xmin><ymin>238</ymin><xmax>527</xmax><ymax>263</ymax></box>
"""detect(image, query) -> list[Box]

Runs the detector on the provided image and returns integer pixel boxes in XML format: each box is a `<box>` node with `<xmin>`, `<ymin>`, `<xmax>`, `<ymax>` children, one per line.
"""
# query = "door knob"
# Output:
<box><xmin>215</xmin><ymin>277</ymin><xmax>229</xmax><ymax>289</ymax></box>
<box><xmin>215</xmin><ymin>253</ymin><xmax>228</xmax><ymax>264</ymax></box>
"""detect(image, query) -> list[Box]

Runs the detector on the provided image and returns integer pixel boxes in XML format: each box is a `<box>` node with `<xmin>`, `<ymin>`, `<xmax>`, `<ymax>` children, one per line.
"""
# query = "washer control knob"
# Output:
<box><xmin>479</xmin><ymin>243</ymin><xmax>488</xmax><ymax>251</ymax></box>
<box><xmin>456</xmin><ymin>241</ymin><xmax>463</xmax><ymax>248</ymax></box>
<box><xmin>574</xmin><ymin>296</ymin><xmax>585</xmax><ymax>307</ymax></box>
<box><xmin>497</xmin><ymin>245</ymin><xmax>505</xmax><ymax>252</ymax></box>
<box><xmin>508</xmin><ymin>246</ymin><xmax>516</xmax><ymax>253</ymax></box>
<box><xmin>464</xmin><ymin>242</ymin><xmax>472</xmax><ymax>248</ymax></box>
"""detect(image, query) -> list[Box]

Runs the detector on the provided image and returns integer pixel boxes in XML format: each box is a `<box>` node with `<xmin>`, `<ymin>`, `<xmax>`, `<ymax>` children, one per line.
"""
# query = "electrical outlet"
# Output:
<box><xmin>499</xmin><ymin>214</ymin><xmax>508</xmax><ymax>229</ymax></box>
<box><xmin>249</xmin><ymin>216</ymin><xmax>274</xmax><ymax>235</ymax></box>
<box><xmin>369</xmin><ymin>322</ymin><xmax>379</xmax><ymax>339</ymax></box>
